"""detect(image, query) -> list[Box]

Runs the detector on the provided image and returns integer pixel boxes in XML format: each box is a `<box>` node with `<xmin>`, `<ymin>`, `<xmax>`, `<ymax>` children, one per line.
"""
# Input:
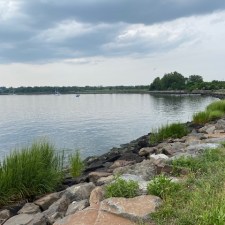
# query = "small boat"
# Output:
<box><xmin>54</xmin><ymin>88</ymin><xmax>60</xmax><ymax>95</ymax></box>
<box><xmin>76</xmin><ymin>94</ymin><xmax>80</xmax><ymax>97</ymax></box>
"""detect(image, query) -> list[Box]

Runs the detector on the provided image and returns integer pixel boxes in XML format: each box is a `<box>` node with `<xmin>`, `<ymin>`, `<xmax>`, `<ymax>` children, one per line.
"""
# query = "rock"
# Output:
<box><xmin>89</xmin><ymin>187</ymin><xmax>105</xmax><ymax>207</ymax></box>
<box><xmin>117</xmin><ymin>152</ymin><xmax>144</xmax><ymax>163</ymax></box>
<box><xmin>4</xmin><ymin>213</ymin><xmax>47</xmax><ymax>225</ymax></box>
<box><xmin>54</xmin><ymin>206</ymin><xmax>135</xmax><ymax>225</ymax></box>
<box><xmin>214</xmin><ymin>129</ymin><xmax>225</xmax><ymax>134</ymax></box>
<box><xmin>66</xmin><ymin>182</ymin><xmax>95</xmax><ymax>202</ymax></box>
<box><xmin>109</xmin><ymin>160</ymin><xmax>135</xmax><ymax>169</ymax></box>
<box><xmin>18</xmin><ymin>203</ymin><xmax>41</xmax><ymax>214</ymax></box>
<box><xmin>155</xmin><ymin>162</ymin><xmax>173</xmax><ymax>175</ymax></box>
<box><xmin>150</xmin><ymin>154</ymin><xmax>169</xmax><ymax>161</ymax></box>
<box><xmin>44</xmin><ymin>192</ymin><xmax>72</xmax><ymax>224</ymax></box>
<box><xmin>114</xmin><ymin>160</ymin><xmax>155</xmax><ymax>181</ymax></box>
<box><xmin>215</xmin><ymin>119</ymin><xmax>225</xmax><ymax>130</ymax></box>
<box><xmin>0</xmin><ymin>209</ymin><xmax>11</xmax><ymax>225</ymax></box>
<box><xmin>65</xmin><ymin>200</ymin><xmax>89</xmax><ymax>216</ymax></box>
<box><xmin>139</xmin><ymin>147</ymin><xmax>157</xmax><ymax>156</ymax></box>
<box><xmin>96</xmin><ymin>175</ymin><xmax>114</xmax><ymax>186</ymax></box>
<box><xmin>186</xmin><ymin>143</ymin><xmax>221</xmax><ymax>154</ymax></box>
<box><xmin>34</xmin><ymin>192</ymin><xmax>62</xmax><ymax>211</ymax></box>
<box><xmin>206</xmin><ymin>125</ymin><xmax>216</xmax><ymax>134</ymax></box>
<box><xmin>100</xmin><ymin>195</ymin><xmax>162</xmax><ymax>222</ymax></box>
<box><xmin>88</xmin><ymin>172</ymin><xmax>112</xmax><ymax>184</ymax></box>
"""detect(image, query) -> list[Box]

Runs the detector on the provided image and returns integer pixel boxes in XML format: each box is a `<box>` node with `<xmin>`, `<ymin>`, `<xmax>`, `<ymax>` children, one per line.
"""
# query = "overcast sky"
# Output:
<box><xmin>0</xmin><ymin>0</ymin><xmax>225</xmax><ymax>87</ymax></box>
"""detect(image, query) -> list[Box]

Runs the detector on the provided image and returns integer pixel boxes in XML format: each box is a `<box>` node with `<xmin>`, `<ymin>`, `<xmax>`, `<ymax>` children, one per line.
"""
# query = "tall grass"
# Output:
<box><xmin>150</xmin><ymin>123</ymin><xmax>189</xmax><ymax>144</ymax></box>
<box><xmin>0</xmin><ymin>141</ymin><xmax>63</xmax><ymax>206</ymax></box>
<box><xmin>69</xmin><ymin>150</ymin><xmax>85</xmax><ymax>177</ymax></box>
<box><xmin>151</xmin><ymin>148</ymin><xmax>225</xmax><ymax>225</ymax></box>
<box><xmin>193</xmin><ymin>100</ymin><xmax>225</xmax><ymax>124</ymax></box>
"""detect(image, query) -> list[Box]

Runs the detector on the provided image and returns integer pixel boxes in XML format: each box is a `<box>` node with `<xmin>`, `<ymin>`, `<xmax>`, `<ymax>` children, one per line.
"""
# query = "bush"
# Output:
<box><xmin>0</xmin><ymin>141</ymin><xmax>63</xmax><ymax>206</ymax></box>
<box><xmin>105</xmin><ymin>177</ymin><xmax>139</xmax><ymax>198</ymax></box>
<box><xmin>147</xmin><ymin>174</ymin><xmax>181</xmax><ymax>199</ymax></box>
<box><xmin>69</xmin><ymin>150</ymin><xmax>85</xmax><ymax>177</ymax></box>
<box><xmin>150</xmin><ymin>123</ymin><xmax>189</xmax><ymax>144</ymax></box>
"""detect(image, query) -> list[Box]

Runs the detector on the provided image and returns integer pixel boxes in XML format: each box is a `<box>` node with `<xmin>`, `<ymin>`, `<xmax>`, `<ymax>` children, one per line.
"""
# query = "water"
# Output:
<box><xmin>0</xmin><ymin>94</ymin><xmax>216</xmax><ymax>159</ymax></box>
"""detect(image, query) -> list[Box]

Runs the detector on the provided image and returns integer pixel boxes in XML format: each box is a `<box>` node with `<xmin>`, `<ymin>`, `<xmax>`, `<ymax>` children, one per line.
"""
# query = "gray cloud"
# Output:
<box><xmin>0</xmin><ymin>0</ymin><xmax>225</xmax><ymax>63</ymax></box>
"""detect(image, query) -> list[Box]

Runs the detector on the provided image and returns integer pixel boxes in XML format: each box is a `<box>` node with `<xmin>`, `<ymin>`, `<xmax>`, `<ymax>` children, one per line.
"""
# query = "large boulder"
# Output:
<box><xmin>65</xmin><ymin>200</ymin><xmax>89</xmax><ymax>216</ymax></box>
<box><xmin>0</xmin><ymin>209</ymin><xmax>11</xmax><ymax>225</ymax></box>
<box><xmin>66</xmin><ymin>182</ymin><xmax>95</xmax><ymax>201</ymax></box>
<box><xmin>18</xmin><ymin>203</ymin><xmax>41</xmax><ymax>214</ymax></box>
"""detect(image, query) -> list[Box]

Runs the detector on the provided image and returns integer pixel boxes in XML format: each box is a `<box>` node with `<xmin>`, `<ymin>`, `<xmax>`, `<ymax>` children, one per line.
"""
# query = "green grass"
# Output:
<box><xmin>0</xmin><ymin>141</ymin><xmax>63</xmax><ymax>206</ymax></box>
<box><xmin>105</xmin><ymin>176</ymin><xmax>139</xmax><ymax>198</ymax></box>
<box><xmin>150</xmin><ymin>123</ymin><xmax>189</xmax><ymax>144</ymax></box>
<box><xmin>147</xmin><ymin>174</ymin><xmax>181</xmax><ymax>199</ymax></box>
<box><xmin>151</xmin><ymin>147</ymin><xmax>225</xmax><ymax>225</ymax></box>
<box><xmin>193</xmin><ymin>100</ymin><xmax>225</xmax><ymax>124</ymax></box>
<box><xmin>69</xmin><ymin>150</ymin><xmax>85</xmax><ymax>177</ymax></box>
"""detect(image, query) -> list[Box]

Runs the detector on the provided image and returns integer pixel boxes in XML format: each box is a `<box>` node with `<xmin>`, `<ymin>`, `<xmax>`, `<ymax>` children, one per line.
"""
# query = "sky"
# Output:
<box><xmin>0</xmin><ymin>0</ymin><xmax>225</xmax><ymax>87</ymax></box>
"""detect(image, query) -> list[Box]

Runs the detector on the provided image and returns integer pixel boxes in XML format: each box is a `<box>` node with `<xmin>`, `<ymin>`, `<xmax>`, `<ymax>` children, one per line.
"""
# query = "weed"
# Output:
<box><xmin>69</xmin><ymin>150</ymin><xmax>85</xmax><ymax>177</ymax></box>
<box><xmin>105</xmin><ymin>176</ymin><xmax>139</xmax><ymax>198</ymax></box>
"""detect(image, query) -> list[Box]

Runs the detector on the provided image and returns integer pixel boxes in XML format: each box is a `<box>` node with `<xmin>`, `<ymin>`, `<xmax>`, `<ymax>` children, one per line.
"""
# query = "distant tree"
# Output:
<box><xmin>149</xmin><ymin>77</ymin><xmax>162</xmax><ymax>90</ymax></box>
<box><xmin>160</xmin><ymin>71</ymin><xmax>186</xmax><ymax>90</ymax></box>
<box><xmin>188</xmin><ymin>75</ymin><xmax>203</xmax><ymax>84</ymax></box>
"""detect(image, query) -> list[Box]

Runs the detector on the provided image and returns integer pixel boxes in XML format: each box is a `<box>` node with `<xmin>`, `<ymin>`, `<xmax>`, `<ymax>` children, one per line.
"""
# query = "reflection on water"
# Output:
<box><xmin>0</xmin><ymin>94</ymin><xmax>216</xmax><ymax>159</ymax></box>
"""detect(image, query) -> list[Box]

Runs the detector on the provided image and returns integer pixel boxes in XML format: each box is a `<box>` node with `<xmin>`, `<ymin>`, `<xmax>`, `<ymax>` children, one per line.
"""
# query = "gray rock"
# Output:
<box><xmin>44</xmin><ymin>192</ymin><xmax>72</xmax><ymax>224</ymax></box>
<box><xmin>150</xmin><ymin>153</ymin><xmax>169</xmax><ymax>161</ymax></box>
<box><xmin>204</xmin><ymin>137</ymin><xmax>225</xmax><ymax>143</ymax></box>
<box><xmin>18</xmin><ymin>203</ymin><xmax>41</xmax><ymax>214</ymax></box>
<box><xmin>96</xmin><ymin>175</ymin><xmax>114</xmax><ymax>186</ymax></box>
<box><xmin>65</xmin><ymin>200</ymin><xmax>89</xmax><ymax>216</ymax></box>
<box><xmin>186</xmin><ymin>143</ymin><xmax>221</xmax><ymax>154</ymax></box>
<box><xmin>4</xmin><ymin>213</ymin><xmax>47</xmax><ymax>225</ymax></box>
<box><xmin>215</xmin><ymin>119</ymin><xmax>225</xmax><ymax>130</ymax></box>
<box><xmin>0</xmin><ymin>209</ymin><xmax>11</xmax><ymax>225</ymax></box>
<box><xmin>138</xmin><ymin>147</ymin><xmax>157</xmax><ymax>156</ymax></box>
<box><xmin>66</xmin><ymin>182</ymin><xmax>95</xmax><ymax>202</ymax></box>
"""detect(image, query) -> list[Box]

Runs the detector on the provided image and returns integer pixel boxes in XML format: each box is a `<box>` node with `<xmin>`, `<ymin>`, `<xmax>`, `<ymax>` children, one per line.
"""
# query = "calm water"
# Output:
<box><xmin>0</xmin><ymin>94</ymin><xmax>216</xmax><ymax>159</ymax></box>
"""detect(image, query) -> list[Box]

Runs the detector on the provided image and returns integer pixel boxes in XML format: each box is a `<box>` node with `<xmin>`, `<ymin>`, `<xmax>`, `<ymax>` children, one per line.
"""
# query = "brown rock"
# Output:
<box><xmin>54</xmin><ymin>206</ymin><xmax>135</xmax><ymax>225</ymax></box>
<box><xmin>65</xmin><ymin>200</ymin><xmax>89</xmax><ymax>216</ymax></box>
<box><xmin>110</xmin><ymin>160</ymin><xmax>135</xmax><ymax>170</ymax></box>
<box><xmin>101</xmin><ymin>195</ymin><xmax>162</xmax><ymax>222</ymax></box>
<box><xmin>34</xmin><ymin>192</ymin><xmax>61</xmax><ymax>211</ymax></box>
<box><xmin>139</xmin><ymin>147</ymin><xmax>157</xmax><ymax>156</ymax></box>
<box><xmin>88</xmin><ymin>172</ymin><xmax>112</xmax><ymax>183</ymax></box>
<box><xmin>89</xmin><ymin>187</ymin><xmax>105</xmax><ymax>207</ymax></box>
<box><xmin>18</xmin><ymin>203</ymin><xmax>41</xmax><ymax>214</ymax></box>
<box><xmin>96</xmin><ymin>175</ymin><xmax>114</xmax><ymax>186</ymax></box>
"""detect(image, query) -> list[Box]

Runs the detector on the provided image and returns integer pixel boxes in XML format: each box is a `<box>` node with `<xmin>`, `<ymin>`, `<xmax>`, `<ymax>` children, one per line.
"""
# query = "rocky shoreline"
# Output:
<box><xmin>1</xmin><ymin>116</ymin><xmax>225</xmax><ymax>224</ymax></box>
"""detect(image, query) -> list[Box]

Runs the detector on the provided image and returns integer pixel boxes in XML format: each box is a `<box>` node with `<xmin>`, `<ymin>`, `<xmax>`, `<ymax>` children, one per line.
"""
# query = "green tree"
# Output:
<box><xmin>149</xmin><ymin>77</ymin><xmax>162</xmax><ymax>90</ymax></box>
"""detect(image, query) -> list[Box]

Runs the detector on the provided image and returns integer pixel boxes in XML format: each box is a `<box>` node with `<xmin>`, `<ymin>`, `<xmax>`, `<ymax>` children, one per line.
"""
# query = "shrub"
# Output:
<box><xmin>105</xmin><ymin>177</ymin><xmax>139</xmax><ymax>198</ymax></box>
<box><xmin>0</xmin><ymin>141</ymin><xmax>63</xmax><ymax>206</ymax></box>
<box><xmin>69</xmin><ymin>150</ymin><xmax>85</xmax><ymax>177</ymax></box>
<box><xmin>147</xmin><ymin>174</ymin><xmax>181</xmax><ymax>199</ymax></box>
<box><xmin>209</xmin><ymin>110</ymin><xmax>224</xmax><ymax>120</ymax></box>
<box><xmin>150</xmin><ymin>123</ymin><xmax>189</xmax><ymax>144</ymax></box>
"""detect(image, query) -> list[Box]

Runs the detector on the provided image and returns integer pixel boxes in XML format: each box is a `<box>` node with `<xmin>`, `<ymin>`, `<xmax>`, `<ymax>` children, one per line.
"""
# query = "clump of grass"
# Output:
<box><xmin>206</xmin><ymin>100</ymin><xmax>225</xmax><ymax>113</ymax></box>
<box><xmin>151</xmin><ymin>147</ymin><xmax>225</xmax><ymax>225</ymax></box>
<box><xmin>150</xmin><ymin>123</ymin><xmax>189</xmax><ymax>144</ymax></box>
<box><xmin>192</xmin><ymin>111</ymin><xmax>210</xmax><ymax>124</ymax></box>
<box><xmin>105</xmin><ymin>176</ymin><xmax>139</xmax><ymax>198</ymax></box>
<box><xmin>193</xmin><ymin>100</ymin><xmax>225</xmax><ymax>124</ymax></box>
<box><xmin>0</xmin><ymin>141</ymin><xmax>63</xmax><ymax>206</ymax></box>
<box><xmin>69</xmin><ymin>150</ymin><xmax>85</xmax><ymax>177</ymax></box>
<box><xmin>147</xmin><ymin>174</ymin><xmax>181</xmax><ymax>199</ymax></box>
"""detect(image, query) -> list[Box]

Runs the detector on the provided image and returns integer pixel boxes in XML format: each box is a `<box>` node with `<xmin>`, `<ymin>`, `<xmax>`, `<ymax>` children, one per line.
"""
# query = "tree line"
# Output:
<box><xmin>149</xmin><ymin>71</ymin><xmax>225</xmax><ymax>91</ymax></box>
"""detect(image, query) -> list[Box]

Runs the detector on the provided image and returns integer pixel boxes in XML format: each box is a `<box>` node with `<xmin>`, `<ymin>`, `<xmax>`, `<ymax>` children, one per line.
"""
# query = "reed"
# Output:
<box><xmin>0</xmin><ymin>141</ymin><xmax>63</xmax><ymax>206</ymax></box>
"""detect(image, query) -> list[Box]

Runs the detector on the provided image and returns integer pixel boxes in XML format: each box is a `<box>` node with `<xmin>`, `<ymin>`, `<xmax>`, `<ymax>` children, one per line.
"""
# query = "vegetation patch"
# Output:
<box><xmin>193</xmin><ymin>100</ymin><xmax>225</xmax><ymax>124</ymax></box>
<box><xmin>150</xmin><ymin>123</ymin><xmax>189</xmax><ymax>144</ymax></box>
<box><xmin>151</xmin><ymin>147</ymin><xmax>225</xmax><ymax>225</ymax></box>
<box><xmin>69</xmin><ymin>150</ymin><xmax>85</xmax><ymax>177</ymax></box>
<box><xmin>0</xmin><ymin>141</ymin><xmax>63</xmax><ymax>206</ymax></box>
<box><xmin>105</xmin><ymin>177</ymin><xmax>139</xmax><ymax>198</ymax></box>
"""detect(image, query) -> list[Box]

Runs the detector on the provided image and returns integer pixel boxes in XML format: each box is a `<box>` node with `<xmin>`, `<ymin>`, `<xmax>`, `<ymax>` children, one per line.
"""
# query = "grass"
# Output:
<box><xmin>105</xmin><ymin>176</ymin><xmax>139</xmax><ymax>198</ymax></box>
<box><xmin>69</xmin><ymin>150</ymin><xmax>85</xmax><ymax>177</ymax></box>
<box><xmin>193</xmin><ymin>100</ymin><xmax>225</xmax><ymax>124</ymax></box>
<box><xmin>150</xmin><ymin>123</ymin><xmax>189</xmax><ymax>144</ymax></box>
<box><xmin>151</xmin><ymin>147</ymin><xmax>225</xmax><ymax>225</ymax></box>
<box><xmin>0</xmin><ymin>141</ymin><xmax>63</xmax><ymax>206</ymax></box>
